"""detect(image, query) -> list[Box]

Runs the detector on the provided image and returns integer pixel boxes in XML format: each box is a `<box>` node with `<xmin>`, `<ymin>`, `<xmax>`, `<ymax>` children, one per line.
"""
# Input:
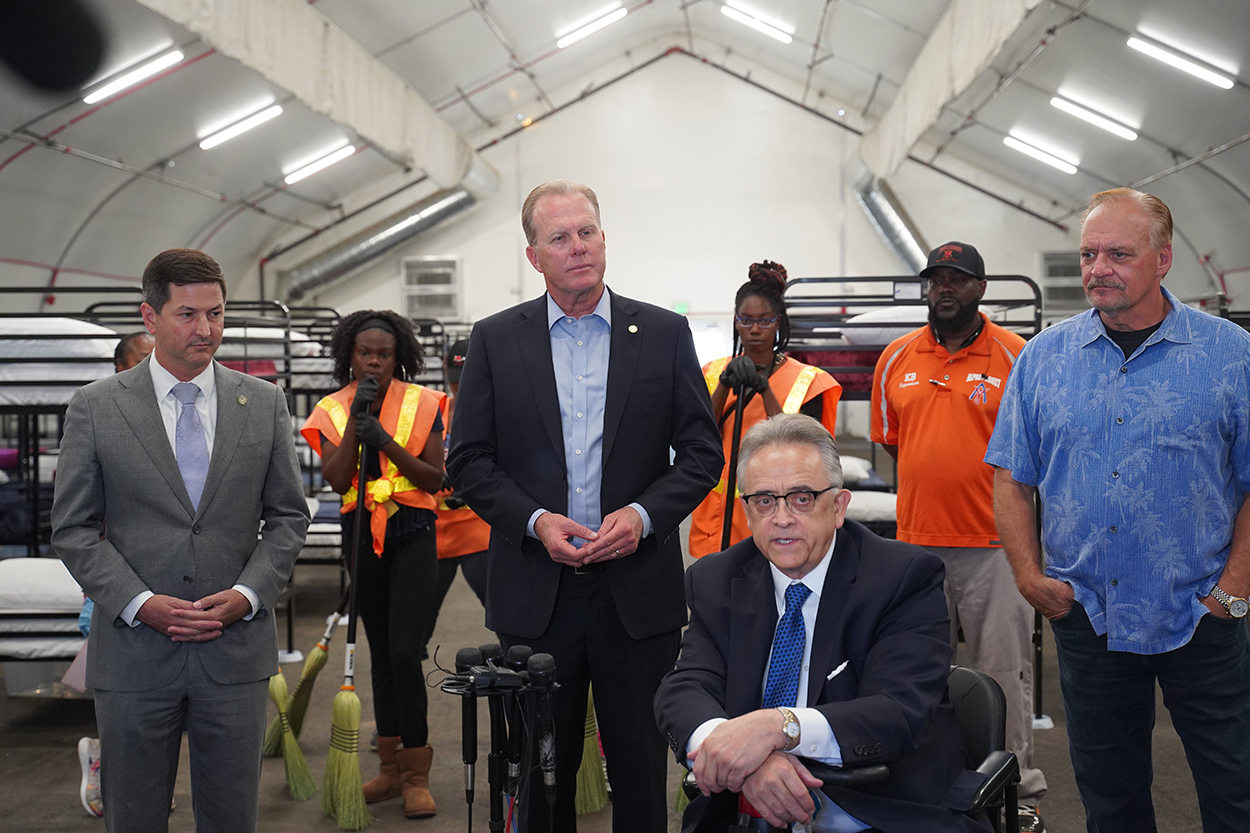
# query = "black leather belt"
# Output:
<box><xmin>573</xmin><ymin>562</ymin><xmax>607</xmax><ymax>575</ymax></box>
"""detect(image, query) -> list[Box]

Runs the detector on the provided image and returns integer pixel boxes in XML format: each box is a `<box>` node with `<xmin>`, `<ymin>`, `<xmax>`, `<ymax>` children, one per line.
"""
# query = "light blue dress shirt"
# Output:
<box><xmin>985</xmin><ymin>288</ymin><xmax>1250</xmax><ymax>653</ymax></box>
<box><xmin>526</xmin><ymin>289</ymin><xmax>652</xmax><ymax>541</ymax></box>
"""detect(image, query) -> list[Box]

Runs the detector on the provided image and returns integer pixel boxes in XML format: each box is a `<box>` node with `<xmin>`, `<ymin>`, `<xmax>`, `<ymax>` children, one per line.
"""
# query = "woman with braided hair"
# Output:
<box><xmin>301</xmin><ymin>310</ymin><xmax>446</xmax><ymax>818</ymax></box>
<box><xmin>687</xmin><ymin>261</ymin><xmax>842</xmax><ymax>558</ymax></box>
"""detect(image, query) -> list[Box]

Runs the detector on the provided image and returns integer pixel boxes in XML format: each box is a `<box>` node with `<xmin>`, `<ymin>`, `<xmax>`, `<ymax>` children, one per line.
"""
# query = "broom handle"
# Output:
<box><xmin>343</xmin><ymin>440</ymin><xmax>370</xmax><ymax>683</ymax></box>
<box><xmin>720</xmin><ymin>382</ymin><xmax>748</xmax><ymax>552</ymax></box>
<box><xmin>320</xmin><ymin>585</ymin><xmax>352</xmax><ymax>644</ymax></box>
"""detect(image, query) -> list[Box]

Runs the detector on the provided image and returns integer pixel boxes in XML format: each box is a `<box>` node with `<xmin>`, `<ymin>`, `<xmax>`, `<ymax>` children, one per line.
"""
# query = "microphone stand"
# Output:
<box><xmin>720</xmin><ymin>374</ymin><xmax>749</xmax><ymax>551</ymax></box>
<box><xmin>480</xmin><ymin>645</ymin><xmax>509</xmax><ymax>833</ymax></box>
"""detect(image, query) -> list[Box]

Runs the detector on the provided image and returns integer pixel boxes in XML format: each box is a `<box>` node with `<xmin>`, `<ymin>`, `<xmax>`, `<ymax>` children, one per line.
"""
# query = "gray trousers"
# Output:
<box><xmin>928</xmin><ymin>545</ymin><xmax>1047</xmax><ymax>804</ymax></box>
<box><xmin>94</xmin><ymin>648</ymin><xmax>267</xmax><ymax>833</ymax></box>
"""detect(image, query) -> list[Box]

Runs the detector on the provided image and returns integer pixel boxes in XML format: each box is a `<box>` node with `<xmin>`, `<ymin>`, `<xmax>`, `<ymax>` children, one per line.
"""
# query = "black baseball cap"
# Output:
<box><xmin>920</xmin><ymin>241</ymin><xmax>985</xmax><ymax>280</ymax></box>
<box><xmin>445</xmin><ymin>339</ymin><xmax>470</xmax><ymax>383</ymax></box>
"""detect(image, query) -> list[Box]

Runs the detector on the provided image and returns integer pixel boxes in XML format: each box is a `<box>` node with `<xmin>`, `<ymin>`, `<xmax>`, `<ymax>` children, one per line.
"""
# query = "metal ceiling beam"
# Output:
<box><xmin>859</xmin><ymin>0</ymin><xmax>1043</xmax><ymax>178</ymax></box>
<box><xmin>134</xmin><ymin>0</ymin><xmax>498</xmax><ymax>196</ymax></box>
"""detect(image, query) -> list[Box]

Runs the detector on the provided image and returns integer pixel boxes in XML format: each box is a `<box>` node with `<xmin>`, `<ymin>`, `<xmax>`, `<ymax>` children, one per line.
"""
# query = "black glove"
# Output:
<box><xmin>355</xmin><ymin>414</ymin><xmax>393</xmax><ymax>449</ymax></box>
<box><xmin>351</xmin><ymin>377</ymin><xmax>379</xmax><ymax>415</ymax></box>
<box><xmin>720</xmin><ymin>355</ymin><xmax>768</xmax><ymax>394</ymax></box>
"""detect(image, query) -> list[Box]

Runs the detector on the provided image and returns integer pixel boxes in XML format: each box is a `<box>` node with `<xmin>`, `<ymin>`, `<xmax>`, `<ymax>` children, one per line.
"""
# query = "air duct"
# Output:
<box><xmin>854</xmin><ymin>174</ymin><xmax>929</xmax><ymax>274</ymax></box>
<box><xmin>283</xmin><ymin>188</ymin><xmax>473</xmax><ymax>302</ymax></box>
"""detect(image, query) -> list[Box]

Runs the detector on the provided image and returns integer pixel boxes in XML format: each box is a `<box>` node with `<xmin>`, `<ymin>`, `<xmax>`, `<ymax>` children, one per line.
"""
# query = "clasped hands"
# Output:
<box><xmin>533</xmin><ymin>506</ymin><xmax>643</xmax><ymax>567</ymax></box>
<box><xmin>688</xmin><ymin>710</ymin><xmax>822</xmax><ymax>828</ymax></box>
<box><xmin>137</xmin><ymin>589</ymin><xmax>250</xmax><ymax>643</ymax></box>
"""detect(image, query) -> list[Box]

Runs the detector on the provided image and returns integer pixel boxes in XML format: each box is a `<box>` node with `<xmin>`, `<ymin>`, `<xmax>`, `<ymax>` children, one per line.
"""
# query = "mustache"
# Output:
<box><xmin>1086</xmin><ymin>280</ymin><xmax>1125</xmax><ymax>290</ymax></box>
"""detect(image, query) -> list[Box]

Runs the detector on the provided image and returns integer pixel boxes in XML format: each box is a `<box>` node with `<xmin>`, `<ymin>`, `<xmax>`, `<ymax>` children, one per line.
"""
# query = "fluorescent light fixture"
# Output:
<box><xmin>721</xmin><ymin>3</ymin><xmax>793</xmax><ymax>44</ymax></box>
<box><xmin>1050</xmin><ymin>97</ymin><xmax>1137</xmax><ymax>141</ymax></box>
<box><xmin>556</xmin><ymin>6</ymin><xmax>627</xmax><ymax>49</ymax></box>
<box><xmin>1127</xmin><ymin>36</ymin><xmax>1234</xmax><ymax>89</ymax></box>
<box><xmin>199</xmin><ymin>105</ymin><xmax>283</xmax><ymax>150</ymax></box>
<box><xmin>725</xmin><ymin>0</ymin><xmax>795</xmax><ymax>34</ymax></box>
<box><xmin>1004</xmin><ymin>135</ymin><xmax>1078</xmax><ymax>175</ymax></box>
<box><xmin>283</xmin><ymin>144</ymin><xmax>356</xmax><ymax>185</ymax></box>
<box><xmin>83</xmin><ymin>51</ymin><xmax>184</xmax><ymax>104</ymax></box>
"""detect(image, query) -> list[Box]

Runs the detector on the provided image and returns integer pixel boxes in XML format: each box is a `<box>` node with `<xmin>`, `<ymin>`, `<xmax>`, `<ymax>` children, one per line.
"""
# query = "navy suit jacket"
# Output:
<box><xmin>447</xmin><ymin>288</ymin><xmax>722</xmax><ymax>640</ymax></box>
<box><xmin>654</xmin><ymin>520</ymin><xmax>987</xmax><ymax>832</ymax></box>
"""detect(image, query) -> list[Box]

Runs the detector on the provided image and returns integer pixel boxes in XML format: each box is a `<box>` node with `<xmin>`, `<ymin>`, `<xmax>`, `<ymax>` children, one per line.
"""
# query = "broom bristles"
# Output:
<box><xmin>269</xmin><ymin>672</ymin><xmax>317</xmax><ymax>801</ymax></box>
<box><xmin>263</xmin><ymin>675</ymin><xmax>285</xmax><ymax>757</ymax></box>
<box><xmin>287</xmin><ymin>641</ymin><xmax>329</xmax><ymax>737</ymax></box>
<box><xmin>325</xmin><ymin>687</ymin><xmax>372</xmax><ymax>830</ymax></box>
<box><xmin>575</xmin><ymin>688</ymin><xmax>610</xmax><ymax>814</ymax></box>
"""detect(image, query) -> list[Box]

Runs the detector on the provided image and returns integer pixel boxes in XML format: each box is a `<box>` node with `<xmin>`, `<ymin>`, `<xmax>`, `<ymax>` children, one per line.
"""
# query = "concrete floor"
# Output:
<box><xmin>0</xmin><ymin>485</ymin><xmax>1208</xmax><ymax>832</ymax></box>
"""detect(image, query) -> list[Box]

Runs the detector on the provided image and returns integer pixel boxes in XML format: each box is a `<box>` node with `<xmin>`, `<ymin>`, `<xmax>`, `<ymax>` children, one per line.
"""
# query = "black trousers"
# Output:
<box><xmin>354</xmin><ymin>524</ymin><xmax>439</xmax><ymax>747</ymax></box>
<box><xmin>499</xmin><ymin>567</ymin><xmax>681</xmax><ymax>833</ymax></box>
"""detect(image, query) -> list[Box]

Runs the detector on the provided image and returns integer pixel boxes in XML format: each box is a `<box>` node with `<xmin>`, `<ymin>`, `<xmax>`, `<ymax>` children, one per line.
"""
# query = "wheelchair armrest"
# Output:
<box><xmin>966</xmin><ymin>749</ymin><xmax>1020</xmax><ymax>816</ymax></box>
<box><xmin>802</xmin><ymin>760</ymin><xmax>891</xmax><ymax>787</ymax></box>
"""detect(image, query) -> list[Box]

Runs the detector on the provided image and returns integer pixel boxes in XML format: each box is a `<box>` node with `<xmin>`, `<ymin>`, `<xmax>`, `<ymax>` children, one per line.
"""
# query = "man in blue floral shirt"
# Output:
<box><xmin>986</xmin><ymin>187</ymin><xmax>1250</xmax><ymax>833</ymax></box>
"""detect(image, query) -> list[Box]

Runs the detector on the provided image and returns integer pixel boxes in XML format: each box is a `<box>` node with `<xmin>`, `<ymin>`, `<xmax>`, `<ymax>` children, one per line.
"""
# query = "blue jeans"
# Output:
<box><xmin>1050</xmin><ymin>603</ymin><xmax>1250</xmax><ymax>832</ymax></box>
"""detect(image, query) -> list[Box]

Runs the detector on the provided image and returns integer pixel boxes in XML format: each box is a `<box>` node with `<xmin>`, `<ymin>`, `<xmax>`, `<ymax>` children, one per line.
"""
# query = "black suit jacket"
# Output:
<box><xmin>654</xmin><ymin>521</ymin><xmax>987</xmax><ymax>833</ymax></box>
<box><xmin>447</xmin><ymin>288</ymin><xmax>723</xmax><ymax>640</ymax></box>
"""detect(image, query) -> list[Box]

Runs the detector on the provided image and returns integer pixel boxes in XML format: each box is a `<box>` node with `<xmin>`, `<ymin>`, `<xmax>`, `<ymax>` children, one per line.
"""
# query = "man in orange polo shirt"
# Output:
<box><xmin>871</xmin><ymin>242</ymin><xmax>1046</xmax><ymax>833</ymax></box>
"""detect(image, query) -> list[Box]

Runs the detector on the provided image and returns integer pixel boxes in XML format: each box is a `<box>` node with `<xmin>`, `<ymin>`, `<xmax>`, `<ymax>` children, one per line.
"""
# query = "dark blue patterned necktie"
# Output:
<box><xmin>763</xmin><ymin>582</ymin><xmax>812</xmax><ymax>708</ymax></box>
<box><xmin>172</xmin><ymin>382</ymin><xmax>209</xmax><ymax>510</ymax></box>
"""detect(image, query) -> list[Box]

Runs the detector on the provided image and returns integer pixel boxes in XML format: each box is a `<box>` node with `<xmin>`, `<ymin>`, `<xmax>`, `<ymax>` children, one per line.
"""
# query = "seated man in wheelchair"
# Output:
<box><xmin>655</xmin><ymin>415</ymin><xmax>988</xmax><ymax>832</ymax></box>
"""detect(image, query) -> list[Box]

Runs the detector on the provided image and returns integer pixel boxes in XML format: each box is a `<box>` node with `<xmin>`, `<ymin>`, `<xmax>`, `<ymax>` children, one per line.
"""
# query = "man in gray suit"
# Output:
<box><xmin>52</xmin><ymin>248</ymin><xmax>310</xmax><ymax>833</ymax></box>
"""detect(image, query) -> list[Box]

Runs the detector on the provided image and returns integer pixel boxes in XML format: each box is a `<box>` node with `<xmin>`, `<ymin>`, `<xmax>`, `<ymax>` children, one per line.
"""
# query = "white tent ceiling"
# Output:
<box><xmin>1</xmin><ymin>0</ymin><xmax>1248</xmax><ymax>303</ymax></box>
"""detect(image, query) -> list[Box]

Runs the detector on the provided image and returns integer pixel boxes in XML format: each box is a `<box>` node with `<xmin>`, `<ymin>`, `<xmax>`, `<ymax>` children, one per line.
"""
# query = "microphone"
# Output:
<box><xmin>527</xmin><ymin>653</ymin><xmax>558</xmax><ymax>805</ymax></box>
<box><xmin>479</xmin><ymin>642</ymin><xmax>504</xmax><ymax>665</ymax></box>
<box><xmin>504</xmin><ymin>646</ymin><xmax>533</xmax><ymax>780</ymax></box>
<box><xmin>455</xmin><ymin>647</ymin><xmax>483</xmax><ymax>806</ymax></box>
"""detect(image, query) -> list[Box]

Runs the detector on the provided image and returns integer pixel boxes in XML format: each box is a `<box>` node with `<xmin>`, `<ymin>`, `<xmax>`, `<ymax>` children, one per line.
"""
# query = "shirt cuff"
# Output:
<box><xmin>685</xmin><ymin>717</ymin><xmax>728</xmax><ymax>766</ymax></box>
<box><xmin>789</xmin><ymin>707</ymin><xmax>841</xmax><ymax>764</ymax></box>
<box><xmin>232</xmin><ymin>585</ymin><xmax>260</xmax><ymax>620</ymax></box>
<box><xmin>628</xmin><ymin>502</ymin><xmax>653</xmax><ymax>538</ymax></box>
<box><xmin>121</xmin><ymin>591</ymin><xmax>154</xmax><ymax>627</ymax></box>
<box><xmin>527</xmin><ymin>508</ymin><xmax>548</xmax><ymax>538</ymax></box>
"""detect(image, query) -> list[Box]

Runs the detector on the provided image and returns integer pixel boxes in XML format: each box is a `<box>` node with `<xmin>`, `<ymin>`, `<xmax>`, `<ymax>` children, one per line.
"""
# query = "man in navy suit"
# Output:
<box><xmin>448</xmin><ymin>180</ymin><xmax>722</xmax><ymax>831</ymax></box>
<box><xmin>655</xmin><ymin>414</ymin><xmax>984</xmax><ymax>832</ymax></box>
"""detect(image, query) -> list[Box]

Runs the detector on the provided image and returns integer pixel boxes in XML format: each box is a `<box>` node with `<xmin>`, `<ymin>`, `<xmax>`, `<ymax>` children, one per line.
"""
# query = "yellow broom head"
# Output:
<box><xmin>269</xmin><ymin>671</ymin><xmax>317</xmax><ymax>801</ymax></box>
<box><xmin>263</xmin><ymin>673</ymin><xmax>286</xmax><ymax>757</ymax></box>
<box><xmin>287</xmin><ymin>641</ymin><xmax>329</xmax><ymax>738</ymax></box>
<box><xmin>574</xmin><ymin>689</ymin><xmax>609</xmax><ymax>815</ymax></box>
<box><xmin>324</xmin><ymin>687</ymin><xmax>371</xmax><ymax>830</ymax></box>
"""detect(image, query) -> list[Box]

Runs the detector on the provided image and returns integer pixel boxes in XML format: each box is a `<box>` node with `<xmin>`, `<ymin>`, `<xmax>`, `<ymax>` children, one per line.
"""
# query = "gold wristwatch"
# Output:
<box><xmin>777</xmin><ymin>707</ymin><xmax>801</xmax><ymax>751</ymax></box>
<box><xmin>1211</xmin><ymin>584</ymin><xmax>1249</xmax><ymax>618</ymax></box>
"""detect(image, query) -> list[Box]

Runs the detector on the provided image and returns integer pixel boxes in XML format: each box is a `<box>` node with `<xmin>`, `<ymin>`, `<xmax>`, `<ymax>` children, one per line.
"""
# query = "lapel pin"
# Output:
<box><xmin>237</xmin><ymin>395</ymin><xmax>248</xmax><ymax>405</ymax></box>
<box><xmin>628</xmin><ymin>324</ymin><xmax>639</xmax><ymax>334</ymax></box>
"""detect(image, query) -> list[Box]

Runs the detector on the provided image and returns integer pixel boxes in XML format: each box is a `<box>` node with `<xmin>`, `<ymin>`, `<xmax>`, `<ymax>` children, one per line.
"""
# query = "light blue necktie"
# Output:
<box><xmin>763</xmin><ymin>582</ymin><xmax>812</xmax><ymax>708</ymax></box>
<box><xmin>172</xmin><ymin>382</ymin><xmax>209</xmax><ymax>510</ymax></box>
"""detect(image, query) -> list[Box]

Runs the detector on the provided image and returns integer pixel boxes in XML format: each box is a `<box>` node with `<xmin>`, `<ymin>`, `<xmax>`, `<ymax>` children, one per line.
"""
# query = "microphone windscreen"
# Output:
<box><xmin>456</xmin><ymin>646</ymin><xmax>483</xmax><ymax>673</ymax></box>
<box><xmin>478</xmin><ymin>643</ymin><xmax>504</xmax><ymax>663</ymax></box>
<box><xmin>0</xmin><ymin>1</ymin><xmax>105</xmax><ymax>93</ymax></box>
<box><xmin>527</xmin><ymin>652</ymin><xmax>556</xmax><ymax>686</ymax></box>
<box><xmin>505</xmin><ymin>644</ymin><xmax>533</xmax><ymax>670</ymax></box>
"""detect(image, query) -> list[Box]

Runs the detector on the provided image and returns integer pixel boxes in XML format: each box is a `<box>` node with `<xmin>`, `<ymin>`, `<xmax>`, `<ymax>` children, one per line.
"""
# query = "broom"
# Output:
<box><xmin>323</xmin><ymin>441</ymin><xmax>372</xmax><ymax>830</ymax></box>
<box><xmin>269</xmin><ymin>670</ymin><xmax>317</xmax><ymax>800</ymax></box>
<box><xmin>575</xmin><ymin>687</ymin><xmax>610</xmax><ymax>814</ymax></box>
<box><xmin>264</xmin><ymin>586</ymin><xmax>351</xmax><ymax>756</ymax></box>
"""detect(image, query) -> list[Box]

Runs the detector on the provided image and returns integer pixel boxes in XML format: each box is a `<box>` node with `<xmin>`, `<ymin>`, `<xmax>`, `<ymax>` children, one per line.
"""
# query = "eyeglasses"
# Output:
<box><xmin>926</xmin><ymin>273</ymin><xmax>979</xmax><ymax>290</ymax></box>
<box><xmin>741</xmin><ymin>486</ymin><xmax>836</xmax><ymax>516</ymax></box>
<box><xmin>735</xmin><ymin>314</ymin><xmax>780</xmax><ymax>328</ymax></box>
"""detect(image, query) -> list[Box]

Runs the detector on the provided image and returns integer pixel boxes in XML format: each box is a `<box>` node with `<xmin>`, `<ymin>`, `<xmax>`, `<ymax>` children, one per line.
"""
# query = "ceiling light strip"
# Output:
<box><xmin>557</xmin><ymin>7</ymin><xmax>628</xmax><ymax>49</ymax></box>
<box><xmin>284</xmin><ymin>145</ymin><xmax>356</xmax><ymax>185</ymax></box>
<box><xmin>1003</xmin><ymin>136</ymin><xmax>1078</xmax><ymax>175</ymax></box>
<box><xmin>83</xmin><ymin>51</ymin><xmax>185</xmax><ymax>104</ymax></box>
<box><xmin>199</xmin><ymin>105</ymin><xmax>284</xmax><ymax>150</ymax></box>
<box><xmin>1049</xmin><ymin>97</ymin><xmax>1137</xmax><ymax>141</ymax></box>
<box><xmin>721</xmin><ymin>5</ymin><xmax>793</xmax><ymax>44</ymax></box>
<box><xmin>1126</xmin><ymin>37</ymin><xmax>1233</xmax><ymax>89</ymax></box>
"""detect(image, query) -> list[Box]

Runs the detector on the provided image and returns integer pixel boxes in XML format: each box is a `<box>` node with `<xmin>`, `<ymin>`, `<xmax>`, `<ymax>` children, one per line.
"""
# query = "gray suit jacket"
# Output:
<box><xmin>52</xmin><ymin>358</ymin><xmax>310</xmax><ymax>691</ymax></box>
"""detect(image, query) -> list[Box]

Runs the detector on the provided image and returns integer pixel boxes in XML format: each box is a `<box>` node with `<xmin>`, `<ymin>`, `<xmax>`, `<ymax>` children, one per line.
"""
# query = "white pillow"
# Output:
<box><xmin>844</xmin><ymin>491</ymin><xmax>897</xmax><ymax>523</ymax></box>
<box><xmin>840</xmin><ymin>455</ymin><xmax>873</xmax><ymax>483</ymax></box>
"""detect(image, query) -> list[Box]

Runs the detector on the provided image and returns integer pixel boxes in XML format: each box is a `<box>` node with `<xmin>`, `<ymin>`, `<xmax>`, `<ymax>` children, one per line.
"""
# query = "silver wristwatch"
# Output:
<box><xmin>777</xmin><ymin>707</ymin><xmax>801</xmax><ymax>751</ymax></box>
<box><xmin>1211</xmin><ymin>584</ymin><xmax>1249</xmax><ymax>618</ymax></box>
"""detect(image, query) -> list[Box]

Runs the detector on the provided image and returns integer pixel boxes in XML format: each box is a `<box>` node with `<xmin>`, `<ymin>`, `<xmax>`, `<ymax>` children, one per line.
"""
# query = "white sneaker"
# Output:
<box><xmin>78</xmin><ymin>737</ymin><xmax>103</xmax><ymax>817</ymax></box>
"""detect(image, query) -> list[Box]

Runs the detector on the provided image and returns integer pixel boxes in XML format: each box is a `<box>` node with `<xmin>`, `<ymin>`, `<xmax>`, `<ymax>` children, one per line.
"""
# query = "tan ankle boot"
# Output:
<box><xmin>395</xmin><ymin>745</ymin><xmax>437</xmax><ymax>818</ymax></box>
<box><xmin>362</xmin><ymin>736</ymin><xmax>402</xmax><ymax>803</ymax></box>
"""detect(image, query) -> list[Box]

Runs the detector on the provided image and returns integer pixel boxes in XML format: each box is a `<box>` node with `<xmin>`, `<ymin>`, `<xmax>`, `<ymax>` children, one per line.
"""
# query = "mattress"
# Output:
<box><xmin>217</xmin><ymin>327</ymin><xmax>335</xmax><ymax>389</ymax></box>
<box><xmin>0</xmin><ymin>557</ymin><xmax>85</xmax><ymax>660</ymax></box>
<box><xmin>0</xmin><ymin>318</ymin><xmax>118</xmax><ymax>405</ymax></box>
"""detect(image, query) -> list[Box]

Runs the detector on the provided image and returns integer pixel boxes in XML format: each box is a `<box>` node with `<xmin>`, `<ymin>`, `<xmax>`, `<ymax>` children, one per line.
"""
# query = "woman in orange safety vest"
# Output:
<box><xmin>687</xmin><ymin>261</ymin><xmax>842</xmax><ymax>558</ymax></box>
<box><xmin>301</xmin><ymin>310</ymin><xmax>445</xmax><ymax>820</ymax></box>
